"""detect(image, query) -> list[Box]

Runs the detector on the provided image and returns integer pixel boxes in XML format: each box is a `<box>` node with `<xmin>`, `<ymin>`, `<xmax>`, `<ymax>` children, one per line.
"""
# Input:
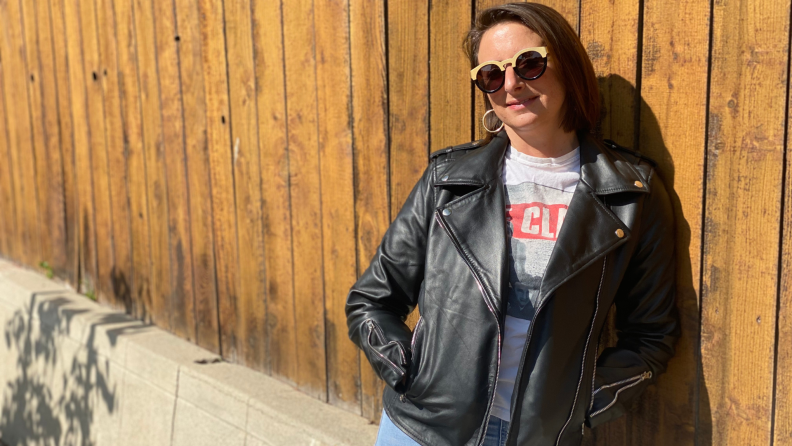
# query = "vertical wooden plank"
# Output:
<box><xmin>775</xmin><ymin>21</ymin><xmax>792</xmax><ymax>446</ymax></box>
<box><xmin>314</xmin><ymin>0</ymin><xmax>358</xmax><ymax>411</ymax></box>
<box><xmin>197</xmin><ymin>0</ymin><xmax>239</xmax><ymax>358</ymax></box>
<box><xmin>114</xmin><ymin>0</ymin><xmax>153</xmax><ymax>320</ymax></box>
<box><xmin>0</xmin><ymin>44</ymin><xmax>17</xmax><ymax>260</ymax></box>
<box><xmin>532</xmin><ymin>0</ymin><xmax>579</xmax><ymax>32</ymax></box>
<box><xmin>390</xmin><ymin>0</ymin><xmax>429</xmax><ymax>333</ymax></box>
<box><xmin>350</xmin><ymin>0</ymin><xmax>389</xmax><ymax>421</ymax></box>
<box><xmin>579</xmin><ymin>0</ymin><xmax>639</xmax><ymax>147</ymax></box>
<box><xmin>133</xmin><ymin>0</ymin><xmax>171</xmax><ymax>324</ymax></box>
<box><xmin>429</xmin><ymin>0</ymin><xmax>472</xmax><ymax>151</ymax></box>
<box><xmin>0</xmin><ymin>0</ymin><xmax>41</xmax><ymax>267</ymax></box>
<box><xmin>80</xmin><ymin>0</ymin><xmax>116</xmax><ymax>304</ymax></box>
<box><xmin>19</xmin><ymin>0</ymin><xmax>54</xmax><ymax>272</ymax></box>
<box><xmin>222</xmin><ymin>0</ymin><xmax>268</xmax><ymax>370</ymax></box>
<box><xmin>701</xmin><ymin>0</ymin><xmax>789</xmax><ymax>444</ymax></box>
<box><xmin>32</xmin><ymin>0</ymin><xmax>69</xmax><ymax>279</ymax></box>
<box><xmin>152</xmin><ymin>0</ymin><xmax>196</xmax><ymax>341</ymax></box>
<box><xmin>282</xmin><ymin>0</ymin><xmax>327</xmax><ymax>400</ymax></box>
<box><xmin>632</xmin><ymin>1</ymin><xmax>710</xmax><ymax>445</ymax></box>
<box><xmin>251</xmin><ymin>0</ymin><xmax>295</xmax><ymax>382</ymax></box>
<box><xmin>174</xmin><ymin>0</ymin><xmax>219</xmax><ymax>352</ymax></box>
<box><xmin>61</xmin><ymin>0</ymin><xmax>99</xmax><ymax>295</ymax></box>
<box><xmin>389</xmin><ymin>0</ymin><xmax>429</xmax><ymax>231</ymax></box>
<box><xmin>50</xmin><ymin>0</ymin><xmax>80</xmax><ymax>287</ymax></box>
<box><xmin>96</xmin><ymin>0</ymin><xmax>134</xmax><ymax>311</ymax></box>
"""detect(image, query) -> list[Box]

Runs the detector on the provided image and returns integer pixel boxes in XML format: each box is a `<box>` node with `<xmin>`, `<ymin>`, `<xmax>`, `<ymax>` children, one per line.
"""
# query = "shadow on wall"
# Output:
<box><xmin>582</xmin><ymin>74</ymin><xmax>711</xmax><ymax>445</ymax></box>
<box><xmin>0</xmin><ymin>291</ymin><xmax>153</xmax><ymax>446</ymax></box>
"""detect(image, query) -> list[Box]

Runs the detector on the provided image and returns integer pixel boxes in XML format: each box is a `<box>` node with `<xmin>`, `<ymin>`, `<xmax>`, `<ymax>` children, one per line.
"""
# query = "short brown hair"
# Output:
<box><xmin>464</xmin><ymin>3</ymin><xmax>599</xmax><ymax>141</ymax></box>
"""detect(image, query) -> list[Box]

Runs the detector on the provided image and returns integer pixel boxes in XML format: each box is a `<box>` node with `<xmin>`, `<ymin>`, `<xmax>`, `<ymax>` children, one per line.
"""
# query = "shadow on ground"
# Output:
<box><xmin>0</xmin><ymin>291</ymin><xmax>154</xmax><ymax>446</ymax></box>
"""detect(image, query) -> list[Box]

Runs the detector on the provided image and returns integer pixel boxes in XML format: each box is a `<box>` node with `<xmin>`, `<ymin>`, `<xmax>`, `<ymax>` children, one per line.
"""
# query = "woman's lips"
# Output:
<box><xmin>507</xmin><ymin>96</ymin><xmax>538</xmax><ymax>110</ymax></box>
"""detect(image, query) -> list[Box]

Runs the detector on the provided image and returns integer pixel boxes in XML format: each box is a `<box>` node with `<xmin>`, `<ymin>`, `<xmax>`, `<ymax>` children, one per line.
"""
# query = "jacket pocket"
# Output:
<box><xmin>586</xmin><ymin>370</ymin><xmax>652</xmax><ymax>427</ymax></box>
<box><xmin>410</xmin><ymin>316</ymin><xmax>424</xmax><ymax>384</ymax></box>
<box><xmin>405</xmin><ymin>316</ymin><xmax>425</xmax><ymax>394</ymax></box>
<box><xmin>364</xmin><ymin>319</ymin><xmax>410</xmax><ymax>391</ymax></box>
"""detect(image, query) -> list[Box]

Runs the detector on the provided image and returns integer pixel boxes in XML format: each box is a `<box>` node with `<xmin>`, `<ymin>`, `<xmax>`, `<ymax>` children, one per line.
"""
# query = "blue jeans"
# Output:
<box><xmin>375</xmin><ymin>408</ymin><xmax>510</xmax><ymax>446</ymax></box>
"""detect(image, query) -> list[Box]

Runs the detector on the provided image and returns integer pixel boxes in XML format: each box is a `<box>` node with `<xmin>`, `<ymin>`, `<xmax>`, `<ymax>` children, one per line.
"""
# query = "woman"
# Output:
<box><xmin>346</xmin><ymin>3</ymin><xmax>679</xmax><ymax>446</ymax></box>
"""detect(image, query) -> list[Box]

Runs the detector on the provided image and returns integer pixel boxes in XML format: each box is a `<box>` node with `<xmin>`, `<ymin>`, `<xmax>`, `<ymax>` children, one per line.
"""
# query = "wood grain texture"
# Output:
<box><xmin>95</xmin><ymin>0</ymin><xmax>133</xmax><ymax>312</ymax></box>
<box><xmin>0</xmin><ymin>42</ymin><xmax>16</xmax><ymax>260</ymax></box>
<box><xmin>152</xmin><ymin>0</ymin><xmax>196</xmax><ymax>342</ymax></box>
<box><xmin>775</xmin><ymin>19</ymin><xmax>792</xmax><ymax>446</ymax></box>
<box><xmin>19</xmin><ymin>0</ymin><xmax>53</xmax><ymax>273</ymax></box>
<box><xmin>389</xmin><ymin>0</ymin><xmax>429</xmax><ymax>332</ymax></box>
<box><xmin>629</xmin><ymin>1</ymin><xmax>710</xmax><ymax>445</ymax></box>
<box><xmin>174</xmin><ymin>0</ymin><xmax>219</xmax><ymax>353</ymax></box>
<box><xmin>251</xmin><ymin>0</ymin><xmax>295</xmax><ymax>380</ymax></box>
<box><xmin>133</xmin><ymin>0</ymin><xmax>171</xmax><ymax>325</ymax></box>
<box><xmin>197</xmin><ymin>0</ymin><xmax>239</xmax><ymax>360</ymax></box>
<box><xmin>222</xmin><ymin>0</ymin><xmax>268</xmax><ymax>370</ymax></box>
<box><xmin>314</xmin><ymin>0</ymin><xmax>359</xmax><ymax>411</ymax></box>
<box><xmin>49</xmin><ymin>0</ymin><xmax>79</xmax><ymax>286</ymax></box>
<box><xmin>0</xmin><ymin>0</ymin><xmax>40</xmax><ymax>267</ymax></box>
<box><xmin>701</xmin><ymin>0</ymin><xmax>788</xmax><ymax>444</ymax></box>
<box><xmin>579</xmin><ymin>0</ymin><xmax>639</xmax><ymax>147</ymax></box>
<box><xmin>113</xmin><ymin>0</ymin><xmax>152</xmax><ymax>320</ymax></box>
<box><xmin>350</xmin><ymin>0</ymin><xmax>390</xmax><ymax>421</ymax></box>
<box><xmin>536</xmin><ymin>0</ymin><xmax>578</xmax><ymax>32</ymax></box>
<box><xmin>429</xmin><ymin>0</ymin><xmax>472</xmax><ymax>151</ymax></box>
<box><xmin>80</xmin><ymin>0</ymin><xmax>116</xmax><ymax>305</ymax></box>
<box><xmin>389</xmin><ymin>0</ymin><xmax>430</xmax><ymax>229</ymax></box>
<box><xmin>61</xmin><ymin>0</ymin><xmax>99</xmax><ymax>294</ymax></box>
<box><xmin>32</xmin><ymin>0</ymin><xmax>69</xmax><ymax>281</ymax></box>
<box><xmin>282</xmin><ymin>0</ymin><xmax>327</xmax><ymax>400</ymax></box>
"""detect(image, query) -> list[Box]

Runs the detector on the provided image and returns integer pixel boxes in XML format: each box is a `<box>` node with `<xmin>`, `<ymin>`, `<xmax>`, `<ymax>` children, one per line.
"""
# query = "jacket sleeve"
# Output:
<box><xmin>586</xmin><ymin>170</ymin><xmax>681</xmax><ymax>429</ymax></box>
<box><xmin>345</xmin><ymin>159</ymin><xmax>435</xmax><ymax>393</ymax></box>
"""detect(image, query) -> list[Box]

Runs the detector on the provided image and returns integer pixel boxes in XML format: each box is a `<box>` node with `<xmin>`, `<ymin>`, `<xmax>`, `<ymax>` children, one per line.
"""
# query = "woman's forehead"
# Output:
<box><xmin>479</xmin><ymin>22</ymin><xmax>543</xmax><ymax>60</ymax></box>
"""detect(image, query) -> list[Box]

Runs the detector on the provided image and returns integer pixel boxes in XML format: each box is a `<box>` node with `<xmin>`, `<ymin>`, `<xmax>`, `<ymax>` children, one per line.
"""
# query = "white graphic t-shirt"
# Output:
<box><xmin>490</xmin><ymin>145</ymin><xmax>580</xmax><ymax>422</ymax></box>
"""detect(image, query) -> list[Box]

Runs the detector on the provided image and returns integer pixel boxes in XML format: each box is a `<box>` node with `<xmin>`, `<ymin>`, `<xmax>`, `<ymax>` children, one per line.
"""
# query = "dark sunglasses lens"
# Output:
<box><xmin>515</xmin><ymin>51</ymin><xmax>546</xmax><ymax>80</ymax></box>
<box><xmin>476</xmin><ymin>64</ymin><xmax>505</xmax><ymax>92</ymax></box>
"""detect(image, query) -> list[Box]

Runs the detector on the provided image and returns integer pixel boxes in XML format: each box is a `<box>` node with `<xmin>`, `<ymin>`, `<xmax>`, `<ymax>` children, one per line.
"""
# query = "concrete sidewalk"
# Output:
<box><xmin>0</xmin><ymin>258</ymin><xmax>378</xmax><ymax>446</ymax></box>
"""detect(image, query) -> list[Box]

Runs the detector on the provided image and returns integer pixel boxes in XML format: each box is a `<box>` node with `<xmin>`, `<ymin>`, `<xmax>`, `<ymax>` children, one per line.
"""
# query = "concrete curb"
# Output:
<box><xmin>0</xmin><ymin>258</ymin><xmax>378</xmax><ymax>446</ymax></box>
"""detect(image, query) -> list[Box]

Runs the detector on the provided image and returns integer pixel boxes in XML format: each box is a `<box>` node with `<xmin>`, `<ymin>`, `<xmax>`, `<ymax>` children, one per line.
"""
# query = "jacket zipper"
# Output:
<box><xmin>592</xmin><ymin>370</ymin><xmax>653</xmax><ymax>396</ymax></box>
<box><xmin>554</xmin><ymin>257</ymin><xmax>607</xmax><ymax>445</ymax></box>
<box><xmin>366</xmin><ymin>320</ymin><xmax>405</xmax><ymax>374</ymax></box>
<box><xmin>506</xmin><ymin>243</ymin><xmax>623</xmax><ymax>442</ymax></box>
<box><xmin>589</xmin><ymin>370</ymin><xmax>652</xmax><ymax>417</ymax></box>
<box><xmin>435</xmin><ymin>210</ymin><xmax>502</xmax><ymax>446</ymax></box>
<box><xmin>410</xmin><ymin>316</ymin><xmax>424</xmax><ymax>353</ymax></box>
<box><xmin>582</xmin><ymin>337</ymin><xmax>601</xmax><ymax>436</ymax></box>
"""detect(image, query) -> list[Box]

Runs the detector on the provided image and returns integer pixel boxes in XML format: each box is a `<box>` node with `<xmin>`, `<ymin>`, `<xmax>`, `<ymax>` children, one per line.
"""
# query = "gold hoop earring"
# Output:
<box><xmin>482</xmin><ymin>109</ymin><xmax>504</xmax><ymax>133</ymax></box>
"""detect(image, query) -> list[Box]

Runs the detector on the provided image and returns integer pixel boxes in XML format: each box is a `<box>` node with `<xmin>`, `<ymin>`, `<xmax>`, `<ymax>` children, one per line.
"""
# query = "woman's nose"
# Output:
<box><xmin>503</xmin><ymin>65</ymin><xmax>524</xmax><ymax>94</ymax></box>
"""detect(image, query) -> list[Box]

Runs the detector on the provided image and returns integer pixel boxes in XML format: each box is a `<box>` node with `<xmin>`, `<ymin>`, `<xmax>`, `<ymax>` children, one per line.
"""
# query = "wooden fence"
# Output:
<box><xmin>0</xmin><ymin>0</ymin><xmax>790</xmax><ymax>444</ymax></box>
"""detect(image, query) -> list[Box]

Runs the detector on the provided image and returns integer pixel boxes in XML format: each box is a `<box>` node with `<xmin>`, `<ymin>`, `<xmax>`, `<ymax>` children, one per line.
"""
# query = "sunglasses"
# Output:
<box><xmin>470</xmin><ymin>47</ymin><xmax>548</xmax><ymax>93</ymax></box>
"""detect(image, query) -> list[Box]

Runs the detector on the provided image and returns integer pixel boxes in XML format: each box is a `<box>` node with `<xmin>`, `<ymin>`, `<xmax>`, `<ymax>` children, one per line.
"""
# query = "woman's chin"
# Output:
<box><xmin>503</xmin><ymin>116</ymin><xmax>542</xmax><ymax>133</ymax></box>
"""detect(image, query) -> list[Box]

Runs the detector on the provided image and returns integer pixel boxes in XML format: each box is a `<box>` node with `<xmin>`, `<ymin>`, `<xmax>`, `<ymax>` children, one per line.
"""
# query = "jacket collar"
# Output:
<box><xmin>434</xmin><ymin>129</ymin><xmax>648</xmax><ymax>317</ymax></box>
<box><xmin>434</xmin><ymin>130</ymin><xmax>649</xmax><ymax>196</ymax></box>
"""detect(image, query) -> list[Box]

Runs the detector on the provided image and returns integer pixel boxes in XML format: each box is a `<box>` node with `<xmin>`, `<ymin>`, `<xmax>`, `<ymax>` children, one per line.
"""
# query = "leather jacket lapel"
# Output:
<box><xmin>434</xmin><ymin>133</ymin><xmax>510</xmax><ymax>316</ymax></box>
<box><xmin>539</xmin><ymin>133</ymin><xmax>649</xmax><ymax>304</ymax></box>
<box><xmin>434</xmin><ymin>131</ymin><xmax>651</xmax><ymax>317</ymax></box>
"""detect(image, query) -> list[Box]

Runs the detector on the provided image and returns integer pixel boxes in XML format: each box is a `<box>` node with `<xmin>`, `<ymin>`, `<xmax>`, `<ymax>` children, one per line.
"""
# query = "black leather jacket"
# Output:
<box><xmin>346</xmin><ymin>130</ymin><xmax>680</xmax><ymax>446</ymax></box>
